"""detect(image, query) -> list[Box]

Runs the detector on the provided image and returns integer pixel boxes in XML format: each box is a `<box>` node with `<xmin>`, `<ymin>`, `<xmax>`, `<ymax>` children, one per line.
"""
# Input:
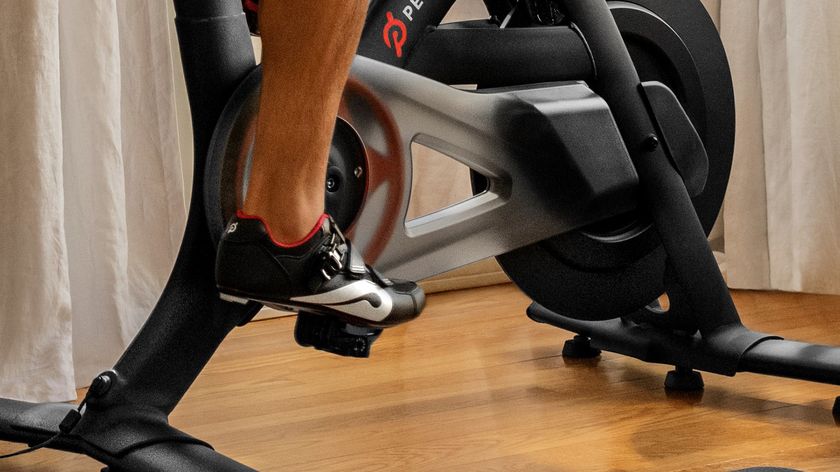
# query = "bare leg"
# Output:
<box><xmin>242</xmin><ymin>0</ymin><xmax>367</xmax><ymax>243</ymax></box>
<box><xmin>217</xmin><ymin>1</ymin><xmax>425</xmax><ymax>329</ymax></box>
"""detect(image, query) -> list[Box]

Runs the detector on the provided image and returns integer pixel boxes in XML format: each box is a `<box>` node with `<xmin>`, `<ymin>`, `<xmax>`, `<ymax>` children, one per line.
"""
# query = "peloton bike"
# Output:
<box><xmin>3</xmin><ymin>0</ymin><xmax>840</xmax><ymax>470</ymax></box>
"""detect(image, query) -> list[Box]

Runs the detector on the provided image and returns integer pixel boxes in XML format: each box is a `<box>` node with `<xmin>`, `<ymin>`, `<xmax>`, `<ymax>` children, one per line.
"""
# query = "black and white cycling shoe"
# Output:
<box><xmin>215</xmin><ymin>211</ymin><xmax>425</xmax><ymax>328</ymax></box>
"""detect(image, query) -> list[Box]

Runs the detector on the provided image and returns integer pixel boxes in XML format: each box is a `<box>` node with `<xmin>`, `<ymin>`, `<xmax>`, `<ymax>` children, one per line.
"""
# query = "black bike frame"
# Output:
<box><xmin>363</xmin><ymin>0</ymin><xmax>594</xmax><ymax>85</ymax></box>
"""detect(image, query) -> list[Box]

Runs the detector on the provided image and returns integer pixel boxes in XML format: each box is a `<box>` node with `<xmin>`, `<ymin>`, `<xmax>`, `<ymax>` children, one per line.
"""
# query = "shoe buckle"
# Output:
<box><xmin>320</xmin><ymin>233</ymin><xmax>345</xmax><ymax>281</ymax></box>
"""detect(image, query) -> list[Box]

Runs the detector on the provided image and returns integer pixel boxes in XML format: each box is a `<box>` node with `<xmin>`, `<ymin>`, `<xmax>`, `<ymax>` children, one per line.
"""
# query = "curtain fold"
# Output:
<box><xmin>721</xmin><ymin>0</ymin><xmax>840</xmax><ymax>294</ymax></box>
<box><xmin>0</xmin><ymin>0</ymin><xmax>76</xmax><ymax>403</ymax></box>
<box><xmin>0</xmin><ymin>0</ymin><xmax>184</xmax><ymax>402</ymax></box>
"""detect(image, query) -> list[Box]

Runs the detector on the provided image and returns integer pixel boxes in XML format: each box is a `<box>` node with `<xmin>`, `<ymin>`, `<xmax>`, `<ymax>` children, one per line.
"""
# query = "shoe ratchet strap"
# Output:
<box><xmin>319</xmin><ymin>233</ymin><xmax>344</xmax><ymax>281</ymax></box>
<box><xmin>345</xmin><ymin>243</ymin><xmax>368</xmax><ymax>278</ymax></box>
<box><xmin>319</xmin><ymin>234</ymin><xmax>344</xmax><ymax>281</ymax></box>
<box><xmin>318</xmin><ymin>217</ymin><xmax>369</xmax><ymax>281</ymax></box>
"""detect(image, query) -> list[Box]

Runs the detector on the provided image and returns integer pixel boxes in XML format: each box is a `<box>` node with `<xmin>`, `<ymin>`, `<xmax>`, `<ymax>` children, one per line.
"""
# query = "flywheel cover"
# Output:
<box><xmin>496</xmin><ymin>0</ymin><xmax>735</xmax><ymax>321</ymax></box>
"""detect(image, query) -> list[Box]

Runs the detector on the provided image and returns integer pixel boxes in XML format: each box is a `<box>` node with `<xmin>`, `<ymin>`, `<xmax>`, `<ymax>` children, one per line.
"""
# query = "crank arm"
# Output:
<box><xmin>345</xmin><ymin>56</ymin><xmax>639</xmax><ymax>280</ymax></box>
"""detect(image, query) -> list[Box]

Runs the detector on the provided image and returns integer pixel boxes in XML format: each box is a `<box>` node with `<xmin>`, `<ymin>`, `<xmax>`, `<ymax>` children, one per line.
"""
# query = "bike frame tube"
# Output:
<box><xmin>92</xmin><ymin>0</ymin><xmax>258</xmax><ymax>416</ymax></box>
<box><xmin>561</xmin><ymin>0</ymin><xmax>742</xmax><ymax>335</ymax></box>
<box><xmin>405</xmin><ymin>22</ymin><xmax>595</xmax><ymax>86</ymax></box>
<box><xmin>363</xmin><ymin>0</ymin><xmax>596</xmax><ymax>86</ymax></box>
<box><xmin>361</xmin><ymin>0</ymin><xmax>458</xmax><ymax>66</ymax></box>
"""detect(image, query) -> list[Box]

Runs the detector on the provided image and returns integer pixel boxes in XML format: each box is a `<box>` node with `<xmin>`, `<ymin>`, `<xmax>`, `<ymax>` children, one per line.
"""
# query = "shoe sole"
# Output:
<box><xmin>219</xmin><ymin>293</ymin><xmax>251</xmax><ymax>305</ymax></box>
<box><xmin>220</xmin><ymin>292</ymin><xmax>300</xmax><ymax>313</ymax></box>
<box><xmin>217</xmin><ymin>288</ymin><xmax>421</xmax><ymax>328</ymax></box>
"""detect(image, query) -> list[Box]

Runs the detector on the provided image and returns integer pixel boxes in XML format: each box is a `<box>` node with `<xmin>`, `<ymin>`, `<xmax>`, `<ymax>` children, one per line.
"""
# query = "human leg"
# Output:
<box><xmin>216</xmin><ymin>1</ymin><xmax>425</xmax><ymax>328</ymax></box>
<box><xmin>242</xmin><ymin>0</ymin><xmax>366</xmax><ymax>243</ymax></box>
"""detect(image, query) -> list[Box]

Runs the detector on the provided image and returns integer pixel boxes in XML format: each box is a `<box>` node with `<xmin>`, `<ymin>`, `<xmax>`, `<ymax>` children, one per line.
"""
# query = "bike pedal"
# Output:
<box><xmin>294</xmin><ymin>311</ymin><xmax>382</xmax><ymax>358</ymax></box>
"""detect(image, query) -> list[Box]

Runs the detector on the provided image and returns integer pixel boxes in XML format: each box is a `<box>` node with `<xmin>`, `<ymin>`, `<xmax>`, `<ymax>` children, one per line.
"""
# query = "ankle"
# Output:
<box><xmin>236</xmin><ymin>209</ymin><xmax>327</xmax><ymax>247</ymax></box>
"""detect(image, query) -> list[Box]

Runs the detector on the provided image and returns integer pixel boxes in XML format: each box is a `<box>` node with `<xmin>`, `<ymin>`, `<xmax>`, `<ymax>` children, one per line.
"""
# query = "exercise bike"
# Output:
<box><xmin>2</xmin><ymin>0</ymin><xmax>840</xmax><ymax>470</ymax></box>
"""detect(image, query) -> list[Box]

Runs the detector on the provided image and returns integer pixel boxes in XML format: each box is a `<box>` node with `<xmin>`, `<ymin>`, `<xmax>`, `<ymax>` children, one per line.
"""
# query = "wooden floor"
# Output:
<box><xmin>3</xmin><ymin>285</ymin><xmax>840</xmax><ymax>471</ymax></box>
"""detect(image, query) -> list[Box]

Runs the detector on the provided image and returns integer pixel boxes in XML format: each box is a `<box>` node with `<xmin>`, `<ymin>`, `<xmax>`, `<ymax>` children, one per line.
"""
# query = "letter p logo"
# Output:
<box><xmin>383</xmin><ymin>11</ymin><xmax>407</xmax><ymax>58</ymax></box>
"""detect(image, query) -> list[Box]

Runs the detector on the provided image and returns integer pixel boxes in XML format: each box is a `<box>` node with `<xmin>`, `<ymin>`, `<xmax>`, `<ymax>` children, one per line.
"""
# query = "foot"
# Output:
<box><xmin>216</xmin><ymin>211</ymin><xmax>425</xmax><ymax>328</ymax></box>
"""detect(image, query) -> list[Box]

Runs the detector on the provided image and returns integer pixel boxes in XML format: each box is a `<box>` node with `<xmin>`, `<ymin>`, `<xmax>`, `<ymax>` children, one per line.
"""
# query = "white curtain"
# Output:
<box><xmin>720</xmin><ymin>0</ymin><xmax>840</xmax><ymax>294</ymax></box>
<box><xmin>0</xmin><ymin>0</ymin><xmax>184</xmax><ymax>402</ymax></box>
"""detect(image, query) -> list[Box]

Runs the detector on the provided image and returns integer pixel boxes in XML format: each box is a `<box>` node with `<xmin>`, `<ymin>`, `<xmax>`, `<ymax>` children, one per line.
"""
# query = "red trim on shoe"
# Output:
<box><xmin>236</xmin><ymin>210</ymin><xmax>328</xmax><ymax>248</ymax></box>
<box><xmin>243</xmin><ymin>0</ymin><xmax>259</xmax><ymax>12</ymax></box>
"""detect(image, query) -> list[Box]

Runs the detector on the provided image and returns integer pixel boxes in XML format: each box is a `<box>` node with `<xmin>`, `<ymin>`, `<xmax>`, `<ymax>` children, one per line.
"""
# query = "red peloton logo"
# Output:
<box><xmin>383</xmin><ymin>12</ymin><xmax>407</xmax><ymax>58</ymax></box>
<box><xmin>383</xmin><ymin>0</ymin><xmax>424</xmax><ymax>58</ymax></box>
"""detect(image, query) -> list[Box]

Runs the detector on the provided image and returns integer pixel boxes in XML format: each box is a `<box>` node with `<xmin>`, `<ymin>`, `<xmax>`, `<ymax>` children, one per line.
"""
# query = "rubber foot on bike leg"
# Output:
<box><xmin>562</xmin><ymin>335</ymin><xmax>601</xmax><ymax>359</ymax></box>
<box><xmin>832</xmin><ymin>396</ymin><xmax>840</xmax><ymax>418</ymax></box>
<box><xmin>665</xmin><ymin>367</ymin><xmax>704</xmax><ymax>391</ymax></box>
